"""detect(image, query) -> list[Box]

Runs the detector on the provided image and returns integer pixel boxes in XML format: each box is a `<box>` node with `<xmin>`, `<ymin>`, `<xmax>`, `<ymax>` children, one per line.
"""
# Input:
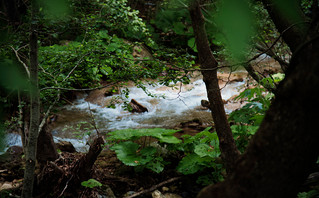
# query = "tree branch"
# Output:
<box><xmin>10</xmin><ymin>45</ymin><xmax>30</xmax><ymax>78</ymax></box>
<box><xmin>40</xmin><ymin>82</ymin><xmax>117</xmax><ymax>92</ymax></box>
<box><xmin>124</xmin><ymin>177</ymin><xmax>181</xmax><ymax>198</ymax></box>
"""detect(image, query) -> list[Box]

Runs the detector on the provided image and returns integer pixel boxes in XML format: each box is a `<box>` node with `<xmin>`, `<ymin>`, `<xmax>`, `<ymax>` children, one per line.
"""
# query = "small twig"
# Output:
<box><xmin>10</xmin><ymin>45</ymin><xmax>30</xmax><ymax>78</ymax></box>
<box><xmin>38</xmin><ymin>65</ymin><xmax>61</xmax><ymax>132</ymax></box>
<box><xmin>58</xmin><ymin>175</ymin><xmax>74</xmax><ymax>198</ymax></box>
<box><xmin>124</xmin><ymin>177</ymin><xmax>181</xmax><ymax>198</ymax></box>
<box><xmin>38</xmin><ymin>94</ymin><xmax>60</xmax><ymax>133</ymax></box>
<box><xmin>87</xmin><ymin>102</ymin><xmax>100</xmax><ymax>136</ymax></box>
<box><xmin>63</xmin><ymin>52</ymin><xmax>90</xmax><ymax>82</ymax></box>
<box><xmin>219</xmin><ymin>69</ymin><xmax>234</xmax><ymax>91</ymax></box>
<box><xmin>62</xmin><ymin>98</ymin><xmax>74</xmax><ymax>105</ymax></box>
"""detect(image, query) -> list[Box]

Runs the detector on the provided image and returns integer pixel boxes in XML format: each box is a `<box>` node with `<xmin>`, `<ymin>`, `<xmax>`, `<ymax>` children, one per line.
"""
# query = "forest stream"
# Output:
<box><xmin>4</xmin><ymin>70</ymin><xmax>248</xmax><ymax>153</ymax></box>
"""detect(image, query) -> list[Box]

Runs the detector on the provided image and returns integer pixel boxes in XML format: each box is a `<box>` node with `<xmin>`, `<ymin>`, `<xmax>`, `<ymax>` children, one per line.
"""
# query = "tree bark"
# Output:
<box><xmin>197</xmin><ymin>36</ymin><xmax>319</xmax><ymax>198</ymax></box>
<box><xmin>21</xmin><ymin>2</ymin><xmax>40</xmax><ymax>197</ymax></box>
<box><xmin>260</xmin><ymin>0</ymin><xmax>309</xmax><ymax>53</ymax></box>
<box><xmin>189</xmin><ymin>0</ymin><xmax>240</xmax><ymax>174</ymax></box>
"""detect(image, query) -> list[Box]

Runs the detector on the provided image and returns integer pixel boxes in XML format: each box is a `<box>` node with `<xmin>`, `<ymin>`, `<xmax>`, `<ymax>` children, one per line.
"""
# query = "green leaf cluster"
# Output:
<box><xmin>228</xmin><ymin>78</ymin><xmax>281</xmax><ymax>151</ymax></box>
<box><xmin>81</xmin><ymin>179</ymin><xmax>102</xmax><ymax>188</ymax></box>
<box><xmin>175</xmin><ymin>128</ymin><xmax>221</xmax><ymax>176</ymax></box>
<box><xmin>229</xmin><ymin>85</ymin><xmax>274</xmax><ymax>126</ymax></box>
<box><xmin>107</xmin><ymin>127</ymin><xmax>223</xmax><ymax>185</ymax></box>
<box><xmin>110</xmin><ymin>141</ymin><xmax>165</xmax><ymax>173</ymax></box>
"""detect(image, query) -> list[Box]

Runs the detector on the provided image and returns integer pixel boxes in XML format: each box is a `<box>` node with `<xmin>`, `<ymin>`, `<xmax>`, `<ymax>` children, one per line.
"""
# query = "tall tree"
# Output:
<box><xmin>21</xmin><ymin>1</ymin><xmax>40</xmax><ymax>197</ymax></box>
<box><xmin>188</xmin><ymin>0</ymin><xmax>240</xmax><ymax>173</ymax></box>
<box><xmin>196</xmin><ymin>0</ymin><xmax>319</xmax><ymax>197</ymax></box>
<box><xmin>260</xmin><ymin>0</ymin><xmax>310</xmax><ymax>53</ymax></box>
<box><xmin>197</xmin><ymin>33</ymin><xmax>319</xmax><ymax>198</ymax></box>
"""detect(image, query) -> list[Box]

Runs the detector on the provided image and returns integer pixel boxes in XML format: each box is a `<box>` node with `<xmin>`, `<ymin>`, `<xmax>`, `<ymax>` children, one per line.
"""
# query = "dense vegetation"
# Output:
<box><xmin>1</xmin><ymin>0</ymin><xmax>319</xmax><ymax>197</ymax></box>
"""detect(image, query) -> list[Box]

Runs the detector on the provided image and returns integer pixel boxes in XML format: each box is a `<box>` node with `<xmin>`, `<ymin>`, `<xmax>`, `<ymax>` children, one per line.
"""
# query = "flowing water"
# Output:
<box><xmin>4</xmin><ymin>71</ymin><xmax>247</xmax><ymax>152</ymax></box>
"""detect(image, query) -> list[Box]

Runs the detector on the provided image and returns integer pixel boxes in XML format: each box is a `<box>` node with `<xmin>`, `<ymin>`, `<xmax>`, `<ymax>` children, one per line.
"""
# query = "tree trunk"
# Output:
<box><xmin>21</xmin><ymin>2</ymin><xmax>40</xmax><ymax>197</ymax></box>
<box><xmin>188</xmin><ymin>1</ymin><xmax>240</xmax><ymax>173</ymax></box>
<box><xmin>260</xmin><ymin>0</ymin><xmax>309</xmax><ymax>53</ymax></box>
<box><xmin>197</xmin><ymin>36</ymin><xmax>319</xmax><ymax>198</ymax></box>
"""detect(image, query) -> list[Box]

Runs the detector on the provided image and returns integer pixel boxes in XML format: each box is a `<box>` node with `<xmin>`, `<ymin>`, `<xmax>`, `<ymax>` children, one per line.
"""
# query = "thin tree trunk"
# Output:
<box><xmin>197</xmin><ymin>36</ymin><xmax>319</xmax><ymax>198</ymax></box>
<box><xmin>21</xmin><ymin>2</ymin><xmax>40</xmax><ymax>196</ymax></box>
<box><xmin>188</xmin><ymin>1</ymin><xmax>240</xmax><ymax>173</ymax></box>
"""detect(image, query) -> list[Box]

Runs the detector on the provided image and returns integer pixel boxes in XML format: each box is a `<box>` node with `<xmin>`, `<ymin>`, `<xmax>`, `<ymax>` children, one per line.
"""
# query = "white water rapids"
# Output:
<box><xmin>3</xmin><ymin>71</ymin><xmax>247</xmax><ymax>152</ymax></box>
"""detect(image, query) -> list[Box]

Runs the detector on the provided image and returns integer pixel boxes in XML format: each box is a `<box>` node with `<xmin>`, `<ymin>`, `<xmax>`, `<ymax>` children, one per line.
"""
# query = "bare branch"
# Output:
<box><xmin>87</xmin><ymin>102</ymin><xmax>100</xmax><ymax>136</ymax></box>
<box><xmin>63</xmin><ymin>52</ymin><xmax>90</xmax><ymax>82</ymax></box>
<box><xmin>10</xmin><ymin>45</ymin><xmax>30</xmax><ymax>78</ymax></box>
<box><xmin>124</xmin><ymin>177</ymin><xmax>181</xmax><ymax>198</ymax></box>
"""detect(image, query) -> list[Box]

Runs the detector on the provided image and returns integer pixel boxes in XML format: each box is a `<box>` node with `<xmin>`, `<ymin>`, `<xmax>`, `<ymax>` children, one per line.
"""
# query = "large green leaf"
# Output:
<box><xmin>107</xmin><ymin>128</ymin><xmax>181</xmax><ymax>143</ymax></box>
<box><xmin>145</xmin><ymin>157</ymin><xmax>165</xmax><ymax>173</ymax></box>
<box><xmin>110</xmin><ymin>141</ymin><xmax>141</xmax><ymax>166</ymax></box>
<box><xmin>139</xmin><ymin>146</ymin><xmax>157</xmax><ymax>164</ymax></box>
<box><xmin>158</xmin><ymin>135</ymin><xmax>181</xmax><ymax>144</ymax></box>
<box><xmin>177</xmin><ymin>154</ymin><xmax>203</xmax><ymax>175</ymax></box>
<box><xmin>194</xmin><ymin>143</ymin><xmax>220</xmax><ymax>158</ymax></box>
<box><xmin>110</xmin><ymin>142</ymin><xmax>158</xmax><ymax>166</ymax></box>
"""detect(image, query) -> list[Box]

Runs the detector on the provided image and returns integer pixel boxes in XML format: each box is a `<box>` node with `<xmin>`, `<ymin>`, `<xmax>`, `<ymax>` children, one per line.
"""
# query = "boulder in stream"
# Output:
<box><xmin>129</xmin><ymin>99</ymin><xmax>148</xmax><ymax>113</ymax></box>
<box><xmin>201</xmin><ymin>100</ymin><xmax>211</xmax><ymax>110</ymax></box>
<box><xmin>85</xmin><ymin>83</ymin><xmax>119</xmax><ymax>106</ymax></box>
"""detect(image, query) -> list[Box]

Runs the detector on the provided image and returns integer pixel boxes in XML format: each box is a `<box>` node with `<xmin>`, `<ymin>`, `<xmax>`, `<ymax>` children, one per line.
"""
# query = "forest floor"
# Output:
<box><xmin>0</xmin><ymin>146</ymin><xmax>204</xmax><ymax>198</ymax></box>
<box><xmin>0</xmin><ymin>122</ymin><xmax>208</xmax><ymax>198</ymax></box>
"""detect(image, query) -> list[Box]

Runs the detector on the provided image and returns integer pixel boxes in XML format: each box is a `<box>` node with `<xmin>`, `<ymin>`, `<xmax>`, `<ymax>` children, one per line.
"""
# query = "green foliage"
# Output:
<box><xmin>38</xmin><ymin>0</ymin><xmax>70</xmax><ymax>20</ymax></box>
<box><xmin>110</xmin><ymin>141</ymin><xmax>165</xmax><ymax>173</ymax></box>
<box><xmin>214</xmin><ymin>0</ymin><xmax>256</xmax><ymax>61</ymax></box>
<box><xmin>81</xmin><ymin>179</ymin><xmax>102</xmax><ymax>188</ymax></box>
<box><xmin>229</xmin><ymin>84</ymin><xmax>274</xmax><ymax>126</ymax></box>
<box><xmin>100</xmin><ymin>0</ymin><xmax>153</xmax><ymax>45</ymax></box>
<box><xmin>297</xmin><ymin>190</ymin><xmax>319</xmax><ymax>198</ymax></box>
<box><xmin>152</xmin><ymin>2</ymin><xmax>193</xmax><ymax>47</ymax></box>
<box><xmin>175</xmin><ymin>128</ymin><xmax>221</xmax><ymax>180</ymax></box>
<box><xmin>107</xmin><ymin>127</ymin><xmax>223</xmax><ymax>185</ymax></box>
<box><xmin>228</xmin><ymin>75</ymin><xmax>283</xmax><ymax>151</ymax></box>
<box><xmin>108</xmin><ymin>128</ymin><xmax>181</xmax><ymax>144</ymax></box>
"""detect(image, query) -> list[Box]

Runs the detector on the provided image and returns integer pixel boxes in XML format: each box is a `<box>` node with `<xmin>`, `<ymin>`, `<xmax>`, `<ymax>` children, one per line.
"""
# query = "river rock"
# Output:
<box><xmin>152</xmin><ymin>190</ymin><xmax>166</xmax><ymax>198</ymax></box>
<box><xmin>152</xmin><ymin>190</ymin><xmax>182</xmax><ymax>198</ymax></box>
<box><xmin>6</xmin><ymin>146</ymin><xmax>23</xmax><ymax>156</ymax></box>
<box><xmin>0</xmin><ymin>181</ymin><xmax>13</xmax><ymax>191</ymax></box>
<box><xmin>201</xmin><ymin>100</ymin><xmax>210</xmax><ymax>109</ymax></box>
<box><xmin>0</xmin><ymin>146</ymin><xmax>23</xmax><ymax>163</ymax></box>
<box><xmin>180</xmin><ymin>118</ymin><xmax>202</xmax><ymax>129</ymax></box>
<box><xmin>129</xmin><ymin>99</ymin><xmax>148</xmax><ymax>113</ymax></box>
<box><xmin>85</xmin><ymin>83</ymin><xmax>119</xmax><ymax>106</ymax></box>
<box><xmin>55</xmin><ymin>141</ymin><xmax>76</xmax><ymax>153</ymax></box>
